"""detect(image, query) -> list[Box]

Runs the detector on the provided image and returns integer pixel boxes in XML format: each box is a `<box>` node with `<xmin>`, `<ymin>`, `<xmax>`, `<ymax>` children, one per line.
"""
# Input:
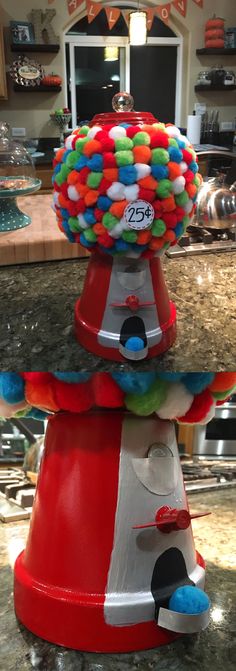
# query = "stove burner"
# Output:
<box><xmin>166</xmin><ymin>224</ymin><xmax>236</xmax><ymax>257</ymax></box>
<box><xmin>182</xmin><ymin>460</ymin><xmax>236</xmax><ymax>492</ymax></box>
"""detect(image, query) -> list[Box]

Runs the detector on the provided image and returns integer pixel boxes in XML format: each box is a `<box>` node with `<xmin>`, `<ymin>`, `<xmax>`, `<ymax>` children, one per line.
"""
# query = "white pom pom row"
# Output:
<box><xmin>124</xmin><ymin>184</ymin><xmax>139</xmax><ymax>201</ymax></box>
<box><xmin>172</xmin><ymin>176</ymin><xmax>185</xmax><ymax>195</ymax></box>
<box><xmin>87</xmin><ymin>125</ymin><xmax>102</xmax><ymax>139</ymax></box>
<box><xmin>107</xmin><ymin>182</ymin><xmax>125</xmax><ymax>201</ymax></box>
<box><xmin>109</xmin><ymin>125</ymin><xmax>126</xmax><ymax>140</ymax></box>
<box><xmin>65</xmin><ymin>135</ymin><xmax>74</xmax><ymax>150</ymax></box>
<box><xmin>135</xmin><ymin>163</ymin><xmax>151</xmax><ymax>180</ymax></box>
<box><xmin>165</xmin><ymin>125</ymin><xmax>181</xmax><ymax>138</ymax></box>
<box><xmin>67</xmin><ymin>185</ymin><xmax>79</xmax><ymax>202</ymax></box>
<box><xmin>109</xmin><ymin>218</ymin><xmax>128</xmax><ymax>238</ymax></box>
<box><xmin>184</xmin><ymin>199</ymin><xmax>194</xmax><ymax>214</ymax></box>
<box><xmin>179</xmin><ymin>161</ymin><xmax>188</xmax><ymax>175</ymax></box>
<box><xmin>77</xmin><ymin>214</ymin><xmax>89</xmax><ymax>229</ymax></box>
<box><xmin>156</xmin><ymin>383</ymin><xmax>193</xmax><ymax>420</ymax></box>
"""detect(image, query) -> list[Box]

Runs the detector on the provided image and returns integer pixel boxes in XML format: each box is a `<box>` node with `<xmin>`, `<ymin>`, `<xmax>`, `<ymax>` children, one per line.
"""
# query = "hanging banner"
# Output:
<box><xmin>86</xmin><ymin>1</ymin><xmax>103</xmax><ymax>23</ymax></box>
<box><xmin>122</xmin><ymin>10</ymin><xmax>131</xmax><ymax>28</ymax></box>
<box><xmin>146</xmin><ymin>8</ymin><xmax>156</xmax><ymax>31</ymax></box>
<box><xmin>105</xmin><ymin>6</ymin><xmax>121</xmax><ymax>30</ymax></box>
<box><xmin>67</xmin><ymin>0</ymin><xmax>84</xmax><ymax>15</ymax></box>
<box><xmin>192</xmin><ymin>0</ymin><xmax>203</xmax><ymax>7</ymax></box>
<box><xmin>156</xmin><ymin>3</ymin><xmax>171</xmax><ymax>25</ymax></box>
<box><xmin>172</xmin><ymin>0</ymin><xmax>187</xmax><ymax>17</ymax></box>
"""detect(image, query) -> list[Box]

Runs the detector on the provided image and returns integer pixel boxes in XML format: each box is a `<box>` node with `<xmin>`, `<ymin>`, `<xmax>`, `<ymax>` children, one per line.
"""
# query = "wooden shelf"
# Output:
<box><xmin>195</xmin><ymin>84</ymin><xmax>236</xmax><ymax>91</ymax></box>
<box><xmin>196</xmin><ymin>48</ymin><xmax>236</xmax><ymax>55</ymax></box>
<box><xmin>11</xmin><ymin>43</ymin><xmax>60</xmax><ymax>53</ymax></box>
<box><xmin>13</xmin><ymin>84</ymin><xmax>61</xmax><ymax>92</ymax></box>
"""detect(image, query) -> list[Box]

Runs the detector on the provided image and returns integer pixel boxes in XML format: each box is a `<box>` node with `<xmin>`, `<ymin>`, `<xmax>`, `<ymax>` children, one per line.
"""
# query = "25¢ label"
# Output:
<box><xmin>124</xmin><ymin>200</ymin><xmax>154</xmax><ymax>231</ymax></box>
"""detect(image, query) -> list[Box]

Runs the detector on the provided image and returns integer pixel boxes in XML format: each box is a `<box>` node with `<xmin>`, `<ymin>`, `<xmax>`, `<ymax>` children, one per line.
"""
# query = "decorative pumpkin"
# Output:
<box><xmin>205</xmin><ymin>16</ymin><xmax>225</xmax><ymax>30</ymax></box>
<box><xmin>205</xmin><ymin>29</ymin><xmax>224</xmax><ymax>41</ymax></box>
<box><xmin>41</xmin><ymin>73</ymin><xmax>62</xmax><ymax>87</ymax></box>
<box><xmin>205</xmin><ymin>39</ymin><xmax>225</xmax><ymax>49</ymax></box>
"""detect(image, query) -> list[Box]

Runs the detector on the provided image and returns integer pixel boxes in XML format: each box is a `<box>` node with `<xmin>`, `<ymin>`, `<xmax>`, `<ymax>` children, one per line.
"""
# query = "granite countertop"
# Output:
<box><xmin>1</xmin><ymin>488</ymin><xmax>235</xmax><ymax>671</ymax></box>
<box><xmin>0</xmin><ymin>250</ymin><xmax>236</xmax><ymax>370</ymax></box>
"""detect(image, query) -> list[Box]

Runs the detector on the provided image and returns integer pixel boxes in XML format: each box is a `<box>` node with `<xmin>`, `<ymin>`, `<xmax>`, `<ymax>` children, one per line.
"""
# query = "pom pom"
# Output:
<box><xmin>177</xmin><ymin>388</ymin><xmax>214</xmax><ymax>424</ymax></box>
<box><xmin>183</xmin><ymin>373</ymin><xmax>215</xmax><ymax>395</ymax></box>
<box><xmin>0</xmin><ymin>373</ymin><xmax>25</xmax><ymax>404</ymax></box>
<box><xmin>109</xmin><ymin>126</ymin><xmax>126</xmax><ymax>140</ymax></box>
<box><xmin>107</xmin><ymin>182</ymin><xmax>125</xmax><ymax>201</ymax></box>
<box><xmin>165</xmin><ymin>125</ymin><xmax>181</xmax><ymax>138</ymax></box>
<box><xmin>150</xmin><ymin>131</ymin><xmax>169</xmax><ymax>149</ymax></box>
<box><xmin>87</xmin><ymin>125</ymin><xmax>102</xmax><ymax>139</ymax></box>
<box><xmin>124</xmin><ymin>184</ymin><xmax>139</xmax><ymax>201</ymax></box>
<box><xmin>133</xmin><ymin>131</ymin><xmax>150</xmax><ymax>146</ymax></box>
<box><xmin>53</xmin><ymin>373</ymin><xmax>91</xmax><ymax>383</ymax></box>
<box><xmin>125</xmin><ymin>336</ymin><xmax>145</xmax><ymax>351</ymax></box>
<box><xmin>119</xmin><ymin>165</ymin><xmax>137</xmax><ymax>185</ymax></box>
<box><xmin>115</xmin><ymin>150</ymin><xmax>134</xmax><ymax>167</ymax></box>
<box><xmin>157</xmin><ymin>383</ymin><xmax>193</xmax><ymax>420</ymax></box>
<box><xmin>152</xmin><ymin>219</ymin><xmax>166</xmax><ymax>236</ymax></box>
<box><xmin>87</xmin><ymin>172</ymin><xmax>103</xmax><ymax>188</ymax></box>
<box><xmin>25</xmin><ymin>380</ymin><xmax>59</xmax><ymax>412</ymax></box>
<box><xmin>111</xmin><ymin>372</ymin><xmax>156</xmax><ymax>394</ymax></box>
<box><xmin>135</xmin><ymin>163</ymin><xmax>151</xmax><ymax>180</ymax></box>
<box><xmin>172</xmin><ymin>176</ymin><xmax>185</xmax><ymax>194</ymax></box>
<box><xmin>168</xmin><ymin>147</ymin><xmax>183</xmax><ymax>163</ymax></box>
<box><xmin>133</xmin><ymin>145</ymin><xmax>151</xmax><ymax>164</ymax></box>
<box><xmin>115</xmin><ymin>137</ymin><xmax>133</xmax><ymax>151</ymax></box>
<box><xmin>67</xmin><ymin>185</ymin><xmax>80</xmax><ymax>202</ymax></box>
<box><xmin>53</xmin><ymin>380</ymin><xmax>93</xmax><ymax>413</ymax></box>
<box><xmin>97</xmin><ymin>195</ymin><xmax>112</xmax><ymax>211</ymax></box>
<box><xmin>156</xmin><ymin>179</ymin><xmax>173</xmax><ymax>199</ymax></box>
<box><xmin>151</xmin><ymin>148</ymin><xmax>169</xmax><ymax>165</ymax></box>
<box><xmin>209</xmin><ymin>373</ymin><xmax>236</xmax><ymax>393</ymax></box>
<box><xmin>92</xmin><ymin>373</ymin><xmax>124</xmax><ymax>407</ymax></box>
<box><xmin>87</xmin><ymin>154</ymin><xmax>103</xmax><ymax>171</ymax></box>
<box><xmin>125</xmin><ymin>379</ymin><xmax>168</xmax><ymax>416</ymax></box>
<box><xmin>169</xmin><ymin>586</ymin><xmax>210</xmax><ymax>614</ymax></box>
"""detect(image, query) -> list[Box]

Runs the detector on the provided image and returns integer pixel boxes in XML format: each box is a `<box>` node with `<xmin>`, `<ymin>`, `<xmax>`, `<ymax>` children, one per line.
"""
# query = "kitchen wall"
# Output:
<box><xmin>0</xmin><ymin>0</ymin><xmax>235</xmax><ymax>138</ymax></box>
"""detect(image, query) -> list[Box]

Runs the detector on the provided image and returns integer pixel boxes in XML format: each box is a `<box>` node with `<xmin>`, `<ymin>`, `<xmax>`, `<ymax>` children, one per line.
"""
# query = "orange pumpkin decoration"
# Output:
<box><xmin>205</xmin><ymin>39</ymin><xmax>225</xmax><ymax>49</ymax></box>
<box><xmin>205</xmin><ymin>16</ymin><xmax>225</xmax><ymax>30</ymax></box>
<box><xmin>41</xmin><ymin>73</ymin><xmax>62</xmax><ymax>87</ymax></box>
<box><xmin>205</xmin><ymin>29</ymin><xmax>224</xmax><ymax>40</ymax></box>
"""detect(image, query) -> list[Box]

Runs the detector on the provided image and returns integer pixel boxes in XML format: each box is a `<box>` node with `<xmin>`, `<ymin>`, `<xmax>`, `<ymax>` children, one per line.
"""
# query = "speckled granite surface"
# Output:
<box><xmin>0</xmin><ymin>488</ymin><xmax>235</xmax><ymax>670</ymax></box>
<box><xmin>0</xmin><ymin>252</ymin><xmax>236</xmax><ymax>371</ymax></box>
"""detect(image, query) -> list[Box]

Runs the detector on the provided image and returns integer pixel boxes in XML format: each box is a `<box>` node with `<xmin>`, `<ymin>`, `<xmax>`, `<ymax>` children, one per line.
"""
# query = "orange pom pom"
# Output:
<box><xmin>209</xmin><ymin>373</ymin><xmax>236</xmax><ymax>393</ymax></box>
<box><xmin>103</xmin><ymin>168</ymin><xmax>119</xmax><ymax>182</ymax></box>
<box><xmin>137</xmin><ymin>230</ymin><xmax>152</xmax><ymax>245</ymax></box>
<box><xmin>25</xmin><ymin>381</ymin><xmax>59</xmax><ymax>412</ymax></box>
<box><xmin>138</xmin><ymin>175</ymin><xmax>158</xmax><ymax>190</ymax></box>
<box><xmin>163</xmin><ymin>230</ymin><xmax>176</xmax><ymax>242</ymax></box>
<box><xmin>58</xmin><ymin>194</ymin><xmax>69</xmax><ymax>208</ymax></box>
<box><xmin>93</xmin><ymin>223</ymin><xmax>106</xmax><ymax>235</ymax></box>
<box><xmin>133</xmin><ymin>145</ymin><xmax>151</xmax><ymax>164</ymax></box>
<box><xmin>168</xmin><ymin>162</ymin><xmax>182</xmax><ymax>180</ymax></box>
<box><xmin>76</xmin><ymin>183</ymin><xmax>89</xmax><ymax>197</ymax></box>
<box><xmin>186</xmin><ymin>183</ymin><xmax>197</xmax><ymax>199</ymax></box>
<box><xmin>84</xmin><ymin>190</ymin><xmax>99</xmax><ymax>206</ymax></box>
<box><xmin>55</xmin><ymin>147</ymin><xmax>65</xmax><ymax>163</ymax></box>
<box><xmin>141</xmin><ymin>125</ymin><xmax>156</xmax><ymax>136</ymax></box>
<box><xmin>83</xmin><ymin>140</ymin><xmax>102</xmax><ymax>157</ymax></box>
<box><xmin>109</xmin><ymin>200</ymin><xmax>128</xmax><ymax>219</ymax></box>
<box><xmin>162</xmin><ymin>195</ymin><xmax>176</xmax><ymax>212</ymax></box>
<box><xmin>67</xmin><ymin>170</ymin><xmax>80</xmax><ymax>186</ymax></box>
<box><xmin>149</xmin><ymin>237</ymin><xmax>164</xmax><ymax>250</ymax></box>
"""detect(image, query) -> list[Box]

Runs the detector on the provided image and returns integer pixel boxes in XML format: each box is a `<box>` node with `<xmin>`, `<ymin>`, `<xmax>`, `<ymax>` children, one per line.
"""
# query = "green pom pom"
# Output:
<box><xmin>79</xmin><ymin>125</ymin><xmax>89</xmax><ymax>135</ymax></box>
<box><xmin>102</xmin><ymin>212</ymin><xmax>119</xmax><ymax>230</ymax></box>
<box><xmin>125</xmin><ymin>379</ymin><xmax>168</xmax><ymax>416</ymax></box>
<box><xmin>175</xmin><ymin>190</ymin><xmax>189</xmax><ymax>206</ymax></box>
<box><xmin>87</xmin><ymin>172</ymin><xmax>103</xmax><ymax>188</ymax></box>
<box><xmin>115</xmin><ymin>137</ymin><xmax>133</xmax><ymax>151</ymax></box>
<box><xmin>75</xmin><ymin>137</ymin><xmax>89</xmax><ymax>151</ymax></box>
<box><xmin>151</xmin><ymin>148</ymin><xmax>169</xmax><ymax>165</ymax></box>
<box><xmin>156</xmin><ymin>179</ymin><xmax>173</xmax><ymax>199</ymax></box>
<box><xmin>183</xmin><ymin>215</ymin><xmax>190</xmax><ymax>230</ymax></box>
<box><xmin>68</xmin><ymin>216</ymin><xmax>81</xmax><ymax>232</ymax></box>
<box><xmin>133</xmin><ymin>131</ymin><xmax>150</xmax><ymax>146</ymax></box>
<box><xmin>66</xmin><ymin>151</ymin><xmax>80</xmax><ymax>169</ymax></box>
<box><xmin>212</xmin><ymin>388</ymin><xmax>234</xmax><ymax>400</ymax></box>
<box><xmin>83</xmin><ymin>228</ymin><xmax>97</xmax><ymax>242</ymax></box>
<box><xmin>188</xmin><ymin>147</ymin><xmax>196</xmax><ymax>158</ymax></box>
<box><xmin>122</xmin><ymin>230</ymin><xmax>137</xmax><ymax>242</ymax></box>
<box><xmin>168</xmin><ymin>138</ymin><xmax>179</xmax><ymax>148</ymax></box>
<box><xmin>152</xmin><ymin>218</ymin><xmax>166</xmax><ymax>236</ymax></box>
<box><xmin>115</xmin><ymin>150</ymin><xmax>134</xmax><ymax>166</ymax></box>
<box><xmin>55</xmin><ymin>165</ymin><xmax>70</xmax><ymax>185</ymax></box>
<box><xmin>194</xmin><ymin>175</ymin><xmax>201</xmax><ymax>187</ymax></box>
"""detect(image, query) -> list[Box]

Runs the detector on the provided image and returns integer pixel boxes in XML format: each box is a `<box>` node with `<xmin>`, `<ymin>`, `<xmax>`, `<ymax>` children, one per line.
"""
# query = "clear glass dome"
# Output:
<box><xmin>0</xmin><ymin>123</ymin><xmax>37</xmax><ymax>193</ymax></box>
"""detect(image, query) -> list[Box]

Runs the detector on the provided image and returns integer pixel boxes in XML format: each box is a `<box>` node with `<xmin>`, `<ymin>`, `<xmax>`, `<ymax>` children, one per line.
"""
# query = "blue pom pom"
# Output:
<box><xmin>132</xmin><ymin>244</ymin><xmax>148</xmax><ymax>253</ymax></box>
<box><xmin>53</xmin><ymin>373</ymin><xmax>91</xmax><ymax>383</ymax></box>
<box><xmin>183</xmin><ymin>373</ymin><xmax>215</xmax><ymax>394</ymax></box>
<box><xmin>125</xmin><ymin>337</ymin><xmax>145</xmax><ymax>352</ymax></box>
<box><xmin>176</xmin><ymin>139</ymin><xmax>186</xmax><ymax>149</ymax></box>
<box><xmin>80</xmin><ymin>233</ymin><xmax>95</xmax><ymax>248</ymax></box>
<box><xmin>0</xmin><ymin>373</ymin><xmax>25</xmax><ymax>404</ymax></box>
<box><xmin>84</xmin><ymin>208</ymin><xmax>96</xmax><ymax>224</ymax></box>
<box><xmin>151</xmin><ymin>165</ymin><xmax>169</xmax><ymax>180</ymax></box>
<box><xmin>189</xmin><ymin>161</ymin><xmax>198</xmax><ymax>174</ymax></box>
<box><xmin>174</xmin><ymin>222</ymin><xmax>184</xmax><ymax>237</ymax></box>
<box><xmin>120</xmin><ymin>123</ymin><xmax>132</xmax><ymax>128</ymax></box>
<box><xmin>168</xmin><ymin>147</ymin><xmax>183</xmax><ymax>163</ymax></box>
<box><xmin>169</xmin><ymin>586</ymin><xmax>210</xmax><ymax>615</ymax></box>
<box><xmin>61</xmin><ymin>208</ymin><xmax>69</xmax><ymax>219</ymax></box>
<box><xmin>88</xmin><ymin>154</ymin><xmax>103</xmax><ymax>172</ymax></box>
<box><xmin>158</xmin><ymin>373</ymin><xmax>184</xmax><ymax>382</ymax></box>
<box><xmin>62</xmin><ymin>150</ymin><xmax>71</xmax><ymax>163</ymax></box>
<box><xmin>119</xmin><ymin>165</ymin><xmax>137</xmax><ymax>185</ymax></box>
<box><xmin>97</xmin><ymin>196</ymin><xmax>112</xmax><ymax>211</ymax></box>
<box><xmin>26</xmin><ymin>408</ymin><xmax>49</xmax><ymax>420</ymax></box>
<box><xmin>54</xmin><ymin>164</ymin><xmax>61</xmax><ymax>175</ymax></box>
<box><xmin>62</xmin><ymin>220</ymin><xmax>75</xmax><ymax>242</ymax></box>
<box><xmin>115</xmin><ymin>239</ymin><xmax>130</xmax><ymax>252</ymax></box>
<box><xmin>112</xmin><ymin>372</ymin><xmax>156</xmax><ymax>394</ymax></box>
<box><xmin>75</xmin><ymin>156</ymin><xmax>88</xmax><ymax>170</ymax></box>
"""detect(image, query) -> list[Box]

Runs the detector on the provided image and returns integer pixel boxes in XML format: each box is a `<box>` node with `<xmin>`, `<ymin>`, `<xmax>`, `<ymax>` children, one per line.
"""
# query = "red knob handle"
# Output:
<box><xmin>155</xmin><ymin>506</ymin><xmax>191</xmax><ymax>533</ymax></box>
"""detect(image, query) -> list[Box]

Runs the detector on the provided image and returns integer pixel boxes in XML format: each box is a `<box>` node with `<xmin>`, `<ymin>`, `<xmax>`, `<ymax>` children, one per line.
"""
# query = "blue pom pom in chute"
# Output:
<box><xmin>169</xmin><ymin>585</ymin><xmax>210</xmax><ymax>615</ymax></box>
<box><xmin>125</xmin><ymin>337</ymin><xmax>145</xmax><ymax>352</ymax></box>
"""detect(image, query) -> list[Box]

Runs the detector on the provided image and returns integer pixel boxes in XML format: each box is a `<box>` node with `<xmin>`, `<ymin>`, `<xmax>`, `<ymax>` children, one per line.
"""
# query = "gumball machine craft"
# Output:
<box><xmin>53</xmin><ymin>93</ymin><xmax>201</xmax><ymax>361</ymax></box>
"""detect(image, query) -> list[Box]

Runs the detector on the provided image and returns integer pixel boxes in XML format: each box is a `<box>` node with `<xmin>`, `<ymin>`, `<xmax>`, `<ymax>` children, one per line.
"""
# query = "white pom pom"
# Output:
<box><xmin>135</xmin><ymin>163</ymin><xmax>151</xmax><ymax>180</ymax></box>
<box><xmin>53</xmin><ymin>192</ymin><xmax>60</xmax><ymax>207</ymax></box>
<box><xmin>180</xmin><ymin>161</ymin><xmax>188</xmax><ymax>175</ymax></box>
<box><xmin>184</xmin><ymin>199</ymin><xmax>194</xmax><ymax>214</ymax></box>
<box><xmin>172</xmin><ymin>176</ymin><xmax>185</xmax><ymax>194</ymax></box>
<box><xmin>124</xmin><ymin>184</ymin><xmax>139</xmax><ymax>201</ymax></box>
<box><xmin>65</xmin><ymin>135</ymin><xmax>74</xmax><ymax>150</ymax></box>
<box><xmin>109</xmin><ymin>218</ymin><xmax>128</xmax><ymax>238</ymax></box>
<box><xmin>87</xmin><ymin>125</ymin><xmax>102</xmax><ymax>139</ymax></box>
<box><xmin>165</xmin><ymin>125</ymin><xmax>181</xmax><ymax>138</ymax></box>
<box><xmin>68</xmin><ymin>185</ymin><xmax>79</xmax><ymax>202</ymax></box>
<box><xmin>157</xmin><ymin>383</ymin><xmax>193</xmax><ymax>420</ymax></box>
<box><xmin>109</xmin><ymin>125</ymin><xmax>126</xmax><ymax>140</ymax></box>
<box><xmin>107</xmin><ymin>182</ymin><xmax>125</xmax><ymax>201</ymax></box>
<box><xmin>179</xmin><ymin>134</ymin><xmax>189</xmax><ymax>145</ymax></box>
<box><xmin>77</xmin><ymin>214</ymin><xmax>89</xmax><ymax>229</ymax></box>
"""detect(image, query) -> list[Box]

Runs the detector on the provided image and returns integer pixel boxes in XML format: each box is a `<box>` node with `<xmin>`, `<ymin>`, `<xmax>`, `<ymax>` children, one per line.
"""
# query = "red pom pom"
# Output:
<box><xmin>162</xmin><ymin>212</ymin><xmax>177</xmax><ymax>228</ymax></box>
<box><xmin>52</xmin><ymin>158</ymin><xmax>57</xmax><ymax>169</ymax></box>
<box><xmin>102</xmin><ymin>124</ymin><xmax>115</xmax><ymax>132</ymax></box>
<box><xmin>76</xmin><ymin>199</ymin><xmax>86</xmax><ymax>214</ymax></box>
<box><xmin>182</xmin><ymin>149</ymin><xmax>193</xmax><ymax>165</ymax></box>
<box><xmin>67</xmin><ymin>201</ymin><xmax>80</xmax><ymax>217</ymax></box>
<box><xmin>126</xmin><ymin>126</ymin><xmax>142</xmax><ymax>139</ymax></box>
<box><xmin>53</xmin><ymin>380</ymin><xmax>94</xmax><ymax>412</ymax></box>
<box><xmin>103</xmin><ymin>152</ymin><xmax>117</xmax><ymax>168</ymax></box>
<box><xmin>153</xmin><ymin>199</ymin><xmax>163</xmax><ymax>216</ymax></box>
<box><xmin>150</xmin><ymin>131</ymin><xmax>169</xmax><ymax>149</ymax></box>
<box><xmin>92</xmin><ymin>373</ymin><xmax>125</xmax><ymax>408</ymax></box>
<box><xmin>98</xmin><ymin>177</ymin><xmax>112</xmax><ymax>194</ymax></box>
<box><xmin>98</xmin><ymin>232</ymin><xmax>115</xmax><ymax>248</ymax></box>
<box><xmin>60</xmin><ymin>182</ymin><xmax>69</xmax><ymax>198</ymax></box>
<box><xmin>71</xmin><ymin>136</ymin><xmax>77</xmax><ymax>150</ymax></box>
<box><xmin>175</xmin><ymin>206</ymin><xmax>186</xmax><ymax>221</ymax></box>
<box><xmin>21</xmin><ymin>373</ymin><xmax>53</xmax><ymax>383</ymax></box>
<box><xmin>78</xmin><ymin>167</ymin><xmax>90</xmax><ymax>185</ymax></box>
<box><xmin>94</xmin><ymin>208</ymin><xmax>104</xmax><ymax>221</ymax></box>
<box><xmin>138</xmin><ymin>187</ymin><xmax>156</xmax><ymax>202</ymax></box>
<box><xmin>53</xmin><ymin>181</ymin><xmax>61</xmax><ymax>192</ymax></box>
<box><xmin>184</xmin><ymin>169</ymin><xmax>195</xmax><ymax>184</ymax></box>
<box><xmin>95</xmin><ymin>131</ymin><xmax>115</xmax><ymax>152</ymax></box>
<box><xmin>177</xmin><ymin>389</ymin><xmax>214</xmax><ymax>424</ymax></box>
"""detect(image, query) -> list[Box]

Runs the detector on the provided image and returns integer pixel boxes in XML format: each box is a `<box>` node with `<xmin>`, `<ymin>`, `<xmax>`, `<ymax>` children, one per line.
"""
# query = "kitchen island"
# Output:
<box><xmin>0</xmin><ymin>248</ymin><xmax>235</xmax><ymax>370</ymax></box>
<box><xmin>0</xmin><ymin>488</ymin><xmax>235</xmax><ymax>671</ymax></box>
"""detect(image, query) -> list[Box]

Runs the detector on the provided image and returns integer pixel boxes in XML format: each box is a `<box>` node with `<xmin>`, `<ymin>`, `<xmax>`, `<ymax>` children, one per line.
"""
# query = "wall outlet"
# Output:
<box><xmin>12</xmin><ymin>127</ymin><xmax>26</xmax><ymax>137</ymax></box>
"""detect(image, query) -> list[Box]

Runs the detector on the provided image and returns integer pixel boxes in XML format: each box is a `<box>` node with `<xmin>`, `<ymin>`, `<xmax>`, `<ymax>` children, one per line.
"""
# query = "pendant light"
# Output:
<box><xmin>129</xmin><ymin>5</ymin><xmax>147</xmax><ymax>46</ymax></box>
<box><xmin>104</xmin><ymin>46</ymin><xmax>119</xmax><ymax>61</ymax></box>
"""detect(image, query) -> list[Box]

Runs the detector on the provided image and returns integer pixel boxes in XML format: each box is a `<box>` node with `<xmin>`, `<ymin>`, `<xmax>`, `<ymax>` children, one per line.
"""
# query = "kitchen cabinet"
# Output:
<box><xmin>0</xmin><ymin>26</ymin><xmax>7</xmax><ymax>99</ymax></box>
<box><xmin>178</xmin><ymin>425</ymin><xmax>194</xmax><ymax>456</ymax></box>
<box><xmin>35</xmin><ymin>163</ymin><xmax>53</xmax><ymax>192</ymax></box>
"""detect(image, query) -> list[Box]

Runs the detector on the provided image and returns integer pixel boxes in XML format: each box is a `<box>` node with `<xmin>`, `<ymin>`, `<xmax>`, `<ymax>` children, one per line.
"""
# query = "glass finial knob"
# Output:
<box><xmin>112</xmin><ymin>92</ymin><xmax>134</xmax><ymax>113</ymax></box>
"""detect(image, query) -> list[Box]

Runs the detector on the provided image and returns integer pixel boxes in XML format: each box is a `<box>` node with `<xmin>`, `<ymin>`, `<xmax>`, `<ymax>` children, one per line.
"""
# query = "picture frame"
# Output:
<box><xmin>10</xmin><ymin>21</ymin><xmax>35</xmax><ymax>45</ymax></box>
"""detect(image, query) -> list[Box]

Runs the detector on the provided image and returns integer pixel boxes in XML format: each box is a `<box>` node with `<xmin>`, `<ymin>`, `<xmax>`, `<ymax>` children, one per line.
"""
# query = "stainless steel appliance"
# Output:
<box><xmin>192</xmin><ymin>396</ymin><xmax>236</xmax><ymax>460</ymax></box>
<box><xmin>182</xmin><ymin>460</ymin><xmax>236</xmax><ymax>493</ymax></box>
